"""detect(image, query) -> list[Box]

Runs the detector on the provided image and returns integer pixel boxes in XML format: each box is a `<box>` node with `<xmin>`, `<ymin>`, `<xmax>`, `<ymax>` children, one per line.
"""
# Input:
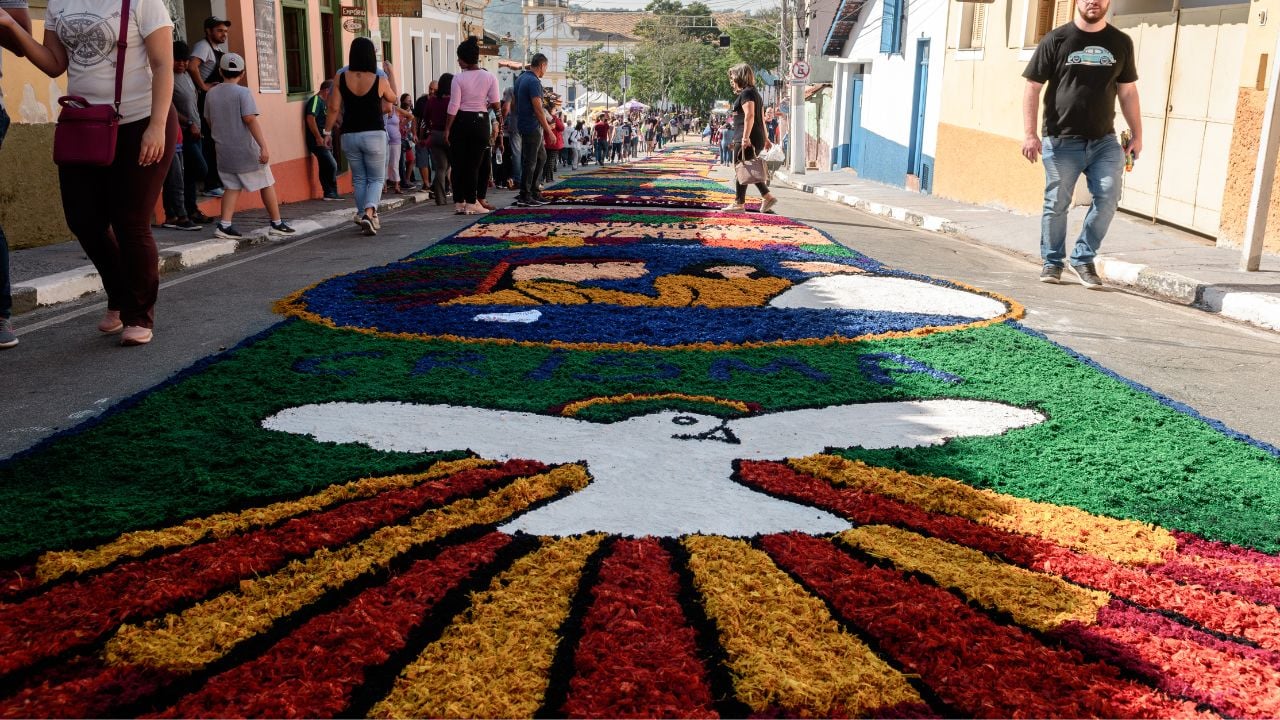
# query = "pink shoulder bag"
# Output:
<box><xmin>53</xmin><ymin>0</ymin><xmax>131</xmax><ymax>167</ymax></box>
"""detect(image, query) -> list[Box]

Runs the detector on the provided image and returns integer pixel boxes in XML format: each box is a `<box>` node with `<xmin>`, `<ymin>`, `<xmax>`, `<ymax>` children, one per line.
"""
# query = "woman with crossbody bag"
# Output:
<box><xmin>0</xmin><ymin>0</ymin><xmax>177</xmax><ymax>346</ymax></box>
<box><xmin>723</xmin><ymin>63</ymin><xmax>778</xmax><ymax>215</ymax></box>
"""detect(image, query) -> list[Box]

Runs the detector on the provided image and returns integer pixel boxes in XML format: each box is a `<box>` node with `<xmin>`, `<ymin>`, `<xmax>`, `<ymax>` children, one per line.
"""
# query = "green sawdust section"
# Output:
<box><xmin>0</xmin><ymin>320</ymin><xmax>1277</xmax><ymax>561</ymax></box>
<box><xmin>412</xmin><ymin>242</ymin><xmax>854</xmax><ymax>261</ymax></box>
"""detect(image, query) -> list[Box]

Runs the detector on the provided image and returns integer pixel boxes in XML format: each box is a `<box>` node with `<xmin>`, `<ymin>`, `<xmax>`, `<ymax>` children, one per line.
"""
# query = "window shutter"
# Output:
<box><xmin>1052</xmin><ymin>0</ymin><xmax>1073</xmax><ymax>28</ymax></box>
<box><xmin>970</xmin><ymin>3</ymin><xmax>987</xmax><ymax>48</ymax></box>
<box><xmin>1034</xmin><ymin>0</ymin><xmax>1055</xmax><ymax>42</ymax></box>
<box><xmin>880</xmin><ymin>0</ymin><xmax>902</xmax><ymax>54</ymax></box>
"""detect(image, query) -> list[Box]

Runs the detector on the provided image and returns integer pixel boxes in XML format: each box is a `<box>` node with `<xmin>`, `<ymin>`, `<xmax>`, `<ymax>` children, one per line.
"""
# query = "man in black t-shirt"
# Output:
<box><xmin>1022</xmin><ymin>0</ymin><xmax>1141</xmax><ymax>289</ymax></box>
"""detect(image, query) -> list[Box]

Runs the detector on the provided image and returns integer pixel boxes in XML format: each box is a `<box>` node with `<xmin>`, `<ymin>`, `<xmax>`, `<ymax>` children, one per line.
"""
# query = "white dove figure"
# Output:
<box><xmin>263</xmin><ymin>400</ymin><xmax>1045</xmax><ymax>537</ymax></box>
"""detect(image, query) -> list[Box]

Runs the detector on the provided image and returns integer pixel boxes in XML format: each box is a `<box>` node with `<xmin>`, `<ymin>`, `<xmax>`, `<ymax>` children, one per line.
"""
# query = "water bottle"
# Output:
<box><xmin>495</xmin><ymin>147</ymin><xmax>503</xmax><ymax>165</ymax></box>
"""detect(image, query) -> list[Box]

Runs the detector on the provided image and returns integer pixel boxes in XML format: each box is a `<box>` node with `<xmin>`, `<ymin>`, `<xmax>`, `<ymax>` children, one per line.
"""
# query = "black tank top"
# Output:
<box><xmin>339</xmin><ymin>71</ymin><xmax>384</xmax><ymax>134</ymax></box>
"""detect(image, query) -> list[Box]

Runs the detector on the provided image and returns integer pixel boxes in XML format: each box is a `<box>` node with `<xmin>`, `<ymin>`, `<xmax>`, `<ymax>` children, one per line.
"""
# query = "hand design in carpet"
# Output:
<box><xmin>264</xmin><ymin>400</ymin><xmax>1045</xmax><ymax>537</ymax></box>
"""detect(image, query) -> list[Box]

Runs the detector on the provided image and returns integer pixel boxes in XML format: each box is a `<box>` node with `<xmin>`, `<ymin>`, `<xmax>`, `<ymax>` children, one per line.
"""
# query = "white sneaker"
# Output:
<box><xmin>720</xmin><ymin>202</ymin><xmax>746</xmax><ymax>213</ymax></box>
<box><xmin>759</xmin><ymin>196</ymin><xmax>777</xmax><ymax>214</ymax></box>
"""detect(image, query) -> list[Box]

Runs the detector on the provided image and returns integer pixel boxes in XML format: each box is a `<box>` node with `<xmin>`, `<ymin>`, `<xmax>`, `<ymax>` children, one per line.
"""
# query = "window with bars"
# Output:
<box><xmin>959</xmin><ymin>2</ymin><xmax>987</xmax><ymax>50</ymax></box>
<box><xmin>282</xmin><ymin>1</ymin><xmax>311</xmax><ymax>97</ymax></box>
<box><xmin>880</xmin><ymin>0</ymin><xmax>905</xmax><ymax>54</ymax></box>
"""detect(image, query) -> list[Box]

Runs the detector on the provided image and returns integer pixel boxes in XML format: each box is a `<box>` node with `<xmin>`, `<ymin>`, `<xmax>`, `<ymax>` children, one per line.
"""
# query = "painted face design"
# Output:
<box><xmin>281</xmin><ymin>233</ymin><xmax>1018</xmax><ymax>349</ymax></box>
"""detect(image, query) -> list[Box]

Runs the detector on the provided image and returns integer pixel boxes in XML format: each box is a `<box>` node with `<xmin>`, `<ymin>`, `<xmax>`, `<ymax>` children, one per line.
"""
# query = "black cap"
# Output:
<box><xmin>204</xmin><ymin>16</ymin><xmax>232</xmax><ymax>29</ymax></box>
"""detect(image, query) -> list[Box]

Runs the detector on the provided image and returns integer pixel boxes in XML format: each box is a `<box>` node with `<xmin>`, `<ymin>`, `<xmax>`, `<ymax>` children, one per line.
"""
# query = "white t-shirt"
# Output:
<box><xmin>0</xmin><ymin>0</ymin><xmax>28</xmax><ymax>112</ymax></box>
<box><xmin>190</xmin><ymin>37</ymin><xmax>226</xmax><ymax>84</ymax></box>
<box><xmin>47</xmin><ymin>0</ymin><xmax>173</xmax><ymax>124</ymax></box>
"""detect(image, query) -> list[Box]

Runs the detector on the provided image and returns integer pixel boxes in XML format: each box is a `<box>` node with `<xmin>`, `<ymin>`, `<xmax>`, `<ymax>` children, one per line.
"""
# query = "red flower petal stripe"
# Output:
<box><xmin>737</xmin><ymin>459</ymin><xmax>1280</xmax><ymax>650</ymax></box>
<box><xmin>1049</xmin><ymin>600</ymin><xmax>1280</xmax><ymax>718</ymax></box>
<box><xmin>759</xmin><ymin>533</ymin><xmax>1204</xmax><ymax>718</ymax></box>
<box><xmin>0</xmin><ymin>460</ymin><xmax>545</xmax><ymax>678</ymax></box>
<box><xmin>153</xmin><ymin>532</ymin><xmax>517</xmax><ymax>719</ymax></box>
<box><xmin>560</xmin><ymin>538</ymin><xmax>718</xmax><ymax>719</ymax></box>
<box><xmin>0</xmin><ymin>533</ymin><xmax>517</xmax><ymax>719</ymax></box>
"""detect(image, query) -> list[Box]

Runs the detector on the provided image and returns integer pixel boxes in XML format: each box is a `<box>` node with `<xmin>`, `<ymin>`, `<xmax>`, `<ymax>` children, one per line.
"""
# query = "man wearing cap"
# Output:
<box><xmin>190</xmin><ymin>16</ymin><xmax>231</xmax><ymax>198</ymax></box>
<box><xmin>204</xmin><ymin>52</ymin><xmax>295</xmax><ymax>240</ymax></box>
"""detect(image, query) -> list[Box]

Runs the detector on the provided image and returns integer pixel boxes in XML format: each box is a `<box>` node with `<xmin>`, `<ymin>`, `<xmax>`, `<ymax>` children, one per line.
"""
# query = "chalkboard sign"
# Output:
<box><xmin>254</xmin><ymin>0</ymin><xmax>281</xmax><ymax>92</ymax></box>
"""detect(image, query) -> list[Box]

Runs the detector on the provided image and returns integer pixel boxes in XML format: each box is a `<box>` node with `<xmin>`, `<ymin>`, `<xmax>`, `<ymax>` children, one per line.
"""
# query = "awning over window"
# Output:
<box><xmin>822</xmin><ymin>0</ymin><xmax>868</xmax><ymax>56</ymax></box>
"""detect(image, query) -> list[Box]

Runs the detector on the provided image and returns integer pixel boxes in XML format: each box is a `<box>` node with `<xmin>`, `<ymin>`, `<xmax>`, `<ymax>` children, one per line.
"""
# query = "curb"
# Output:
<box><xmin>773</xmin><ymin>171</ymin><xmax>1280</xmax><ymax>334</ymax></box>
<box><xmin>10</xmin><ymin>192</ymin><xmax>427</xmax><ymax>316</ymax></box>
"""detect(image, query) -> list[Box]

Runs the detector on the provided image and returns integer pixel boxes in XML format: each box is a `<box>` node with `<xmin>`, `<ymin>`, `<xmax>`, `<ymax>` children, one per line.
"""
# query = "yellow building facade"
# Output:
<box><xmin>1</xmin><ymin>0</ymin><xmax>479</xmax><ymax>249</ymax></box>
<box><xmin>934</xmin><ymin>0</ymin><xmax>1266</xmax><ymax>253</ymax></box>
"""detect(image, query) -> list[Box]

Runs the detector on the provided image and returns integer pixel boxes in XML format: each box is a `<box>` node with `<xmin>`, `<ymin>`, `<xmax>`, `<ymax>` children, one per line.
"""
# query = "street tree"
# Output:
<box><xmin>724</xmin><ymin>10</ymin><xmax>783</xmax><ymax>73</ymax></box>
<box><xmin>566</xmin><ymin>44</ymin><xmax>626</xmax><ymax>101</ymax></box>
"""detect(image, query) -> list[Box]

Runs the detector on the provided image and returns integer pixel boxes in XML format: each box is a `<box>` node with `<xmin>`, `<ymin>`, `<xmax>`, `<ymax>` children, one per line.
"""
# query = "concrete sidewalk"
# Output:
<box><xmin>6</xmin><ymin>159</ymin><xmax>601</xmax><ymax>316</ymax></box>
<box><xmin>5</xmin><ymin>190</ymin><xmax>441</xmax><ymax>315</ymax></box>
<box><xmin>771</xmin><ymin>167</ymin><xmax>1280</xmax><ymax>333</ymax></box>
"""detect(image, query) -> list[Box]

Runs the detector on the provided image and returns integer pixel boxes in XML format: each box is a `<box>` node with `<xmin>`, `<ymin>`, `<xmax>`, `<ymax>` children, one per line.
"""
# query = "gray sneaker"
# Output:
<box><xmin>1039</xmin><ymin>264</ymin><xmax>1062</xmax><ymax>284</ymax></box>
<box><xmin>0</xmin><ymin>318</ymin><xmax>17</xmax><ymax>349</ymax></box>
<box><xmin>1069</xmin><ymin>262</ymin><xmax>1104</xmax><ymax>289</ymax></box>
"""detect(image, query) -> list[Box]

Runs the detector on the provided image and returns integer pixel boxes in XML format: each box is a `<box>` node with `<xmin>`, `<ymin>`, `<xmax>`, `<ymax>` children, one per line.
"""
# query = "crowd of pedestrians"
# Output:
<box><xmin>0</xmin><ymin>3</ymin><xmax>746</xmax><ymax>351</ymax></box>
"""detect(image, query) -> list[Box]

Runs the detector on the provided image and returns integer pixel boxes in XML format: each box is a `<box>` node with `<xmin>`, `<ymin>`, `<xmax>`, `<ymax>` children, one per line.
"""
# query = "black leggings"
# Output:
<box><xmin>734</xmin><ymin>145</ymin><xmax>769</xmax><ymax>204</ymax></box>
<box><xmin>449</xmin><ymin>111</ymin><xmax>490</xmax><ymax>204</ymax></box>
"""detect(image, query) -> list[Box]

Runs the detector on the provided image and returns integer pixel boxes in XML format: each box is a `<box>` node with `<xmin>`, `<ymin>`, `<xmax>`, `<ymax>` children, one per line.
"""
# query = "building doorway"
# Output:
<box><xmin>908</xmin><ymin>38</ymin><xmax>931</xmax><ymax>193</ymax></box>
<box><xmin>1112</xmin><ymin>3</ymin><xmax>1248</xmax><ymax>236</ymax></box>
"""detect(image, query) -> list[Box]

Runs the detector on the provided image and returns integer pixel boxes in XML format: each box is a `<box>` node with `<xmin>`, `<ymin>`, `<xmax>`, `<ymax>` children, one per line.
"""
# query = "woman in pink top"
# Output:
<box><xmin>442</xmin><ymin>37</ymin><xmax>500</xmax><ymax>214</ymax></box>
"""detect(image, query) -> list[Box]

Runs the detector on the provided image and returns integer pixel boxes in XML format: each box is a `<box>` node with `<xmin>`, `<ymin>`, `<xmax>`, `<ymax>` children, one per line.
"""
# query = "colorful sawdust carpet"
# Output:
<box><xmin>1</xmin><ymin>146</ymin><xmax>1280</xmax><ymax>718</ymax></box>
<box><xmin>540</xmin><ymin>173</ymin><xmax>756</xmax><ymax>210</ymax></box>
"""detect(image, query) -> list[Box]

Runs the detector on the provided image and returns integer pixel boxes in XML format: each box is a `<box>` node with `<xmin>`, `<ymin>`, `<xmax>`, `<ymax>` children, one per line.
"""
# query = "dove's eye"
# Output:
<box><xmin>672</xmin><ymin>416</ymin><xmax>699</xmax><ymax>426</ymax></box>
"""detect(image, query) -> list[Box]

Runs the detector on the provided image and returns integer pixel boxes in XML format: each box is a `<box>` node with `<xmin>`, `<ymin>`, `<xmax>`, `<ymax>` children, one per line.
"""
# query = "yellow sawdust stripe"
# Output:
<box><xmin>558</xmin><ymin>393</ymin><xmax>752</xmax><ymax>417</ymax></box>
<box><xmin>34</xmin><ymin>459</ymin><xmax>495</xmax><ymax>585</ymax></box>
<box><xmin>683</xmin><ymin>535</ymin><xmax>922</xmax><ymax>716</ymax></box>
<box><xmin>838</xmin><ymin>525</ymin><xmax>1111</xmax><ymax>632</ymax></box>
<box><xmin>793</xmin><ymin>455</ymin><xmax>1176</xmax><ymax>566</ymax></box>
<box><xmin>368</xmin><ymin>535</ymin><xmax>604</xmax><ymax>719</ymax></box>
<box><xmin>103</xmin><ymin>466</ymin><xmax>590</xmax><ymax>672</ymax></box>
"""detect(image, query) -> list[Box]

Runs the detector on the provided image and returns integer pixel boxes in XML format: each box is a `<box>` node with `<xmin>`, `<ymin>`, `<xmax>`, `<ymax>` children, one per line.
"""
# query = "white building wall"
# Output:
<box><xmin>829</xmin><ymin>0</ymin><xmax>949</xmax><ymax>186</ymax></box>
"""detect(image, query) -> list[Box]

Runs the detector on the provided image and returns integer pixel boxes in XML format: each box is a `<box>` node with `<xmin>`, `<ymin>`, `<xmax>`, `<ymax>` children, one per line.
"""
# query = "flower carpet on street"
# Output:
<box><xmin>1</xmin><ymin>147</ymin><xmax>1280</xmax><ymax>717</ymax></box>
<box><xmin>541</xmin><ymin>174</ymin><xmax>755</xmax><ymax>210</ymax></box>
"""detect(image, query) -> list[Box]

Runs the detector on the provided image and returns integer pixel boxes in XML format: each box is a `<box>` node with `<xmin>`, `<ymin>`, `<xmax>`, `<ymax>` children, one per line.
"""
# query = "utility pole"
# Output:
<box><xmin>788</xmin><ymin>0</ymin><xmax>806</xmax><ymax>174</ymax></box>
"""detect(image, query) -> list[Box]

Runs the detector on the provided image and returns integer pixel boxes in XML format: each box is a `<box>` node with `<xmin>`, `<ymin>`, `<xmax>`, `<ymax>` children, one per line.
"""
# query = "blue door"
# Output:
<box><xmin>908</xmin><ymin>39</ymin><xmax>930</xmax><ymax>183</ymax></box>
<box><xmin>844</xmin><ymin>74</ymin><xmax>864</xmax><ymax>171</ymax></box>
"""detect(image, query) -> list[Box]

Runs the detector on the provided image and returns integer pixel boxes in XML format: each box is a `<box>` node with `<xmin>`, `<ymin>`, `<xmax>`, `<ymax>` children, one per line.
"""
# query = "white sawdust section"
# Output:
<box><xmin>770</xmin><ymin>276</ymin><xmax>1008</xmax><ymax>319</ymax></box>
<box><xmin>264</xmin><ymin>401</ymin><xmax>1044</xmax><ymax>537</ymax></box>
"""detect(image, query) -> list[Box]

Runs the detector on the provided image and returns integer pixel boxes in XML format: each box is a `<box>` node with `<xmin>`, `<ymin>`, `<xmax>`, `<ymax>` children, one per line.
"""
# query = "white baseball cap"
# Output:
<box><xmin>219</xmin><ymin>53</ymin><xmax>246</xmax><ymax>73</ymax></box>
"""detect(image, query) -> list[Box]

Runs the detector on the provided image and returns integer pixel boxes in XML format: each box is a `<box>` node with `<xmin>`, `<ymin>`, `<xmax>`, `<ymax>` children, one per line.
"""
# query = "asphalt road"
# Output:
<box><xmin>2</xmin><ymin>179</ymin><xmax>1277</xmax><ymax>459</ymax></box>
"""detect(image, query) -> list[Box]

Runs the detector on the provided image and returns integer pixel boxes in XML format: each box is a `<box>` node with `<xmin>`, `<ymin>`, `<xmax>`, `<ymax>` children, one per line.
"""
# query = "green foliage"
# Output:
<box><xmin>725</xmin><ymin>11</ymin><xmax>784</xmax><ymax>73</ymax></box>
<box><xmin>566</xmin><ymin>44</ymin><xmax>627</xmax><ymax>98</ymax></box>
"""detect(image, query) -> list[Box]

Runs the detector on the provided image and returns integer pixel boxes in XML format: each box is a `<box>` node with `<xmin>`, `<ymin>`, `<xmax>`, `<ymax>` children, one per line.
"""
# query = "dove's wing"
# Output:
<box><xmin>263</xmin><ymin>402</ymin><xmax>600</xmax><ymax>464</ymax></box>
<box><xmin>727</xmin><ymin>399</ymin><xmax>1045</xmax><ymax>459</ymax></box>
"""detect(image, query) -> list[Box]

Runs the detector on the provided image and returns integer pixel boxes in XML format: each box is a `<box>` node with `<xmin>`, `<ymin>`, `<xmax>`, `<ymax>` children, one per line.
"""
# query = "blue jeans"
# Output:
<box><xmin>342</xmin><ymin>130</ymin><xmax>387</xmax><ymax>214</ymax></box>
<box><xmin>594</xmin><ymin>139</ymin><xmax>606</xmax><ymax>165</ymax></box>
<box><xmin>182</xmin><ymin>137</ymin><xmax>207</xmax><ymax>216</ymax></box>
<box><xmin>309</xmin><ymin>144</ymin><xmax>338</xmax><ymax>196</ymax></box>
<box><xmin>1040</xmin><ymin>134</ymin><xmax>1125</xmax><ymax>267</ymax></box>
<box><xmin>0</xmin><ymin>102</ymin><xmax>10</xmax><ymax>319</ymax></box>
